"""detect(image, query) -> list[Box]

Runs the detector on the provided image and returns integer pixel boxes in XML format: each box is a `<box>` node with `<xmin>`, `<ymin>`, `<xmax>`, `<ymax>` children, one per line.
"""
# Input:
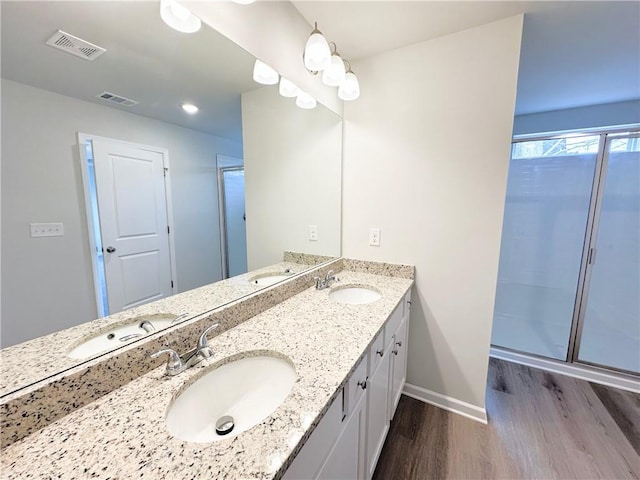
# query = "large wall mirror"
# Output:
<box><xmin>0</xmin><ymin>1</ymin><xmax>342</xmax><ymax>396</ymax></box>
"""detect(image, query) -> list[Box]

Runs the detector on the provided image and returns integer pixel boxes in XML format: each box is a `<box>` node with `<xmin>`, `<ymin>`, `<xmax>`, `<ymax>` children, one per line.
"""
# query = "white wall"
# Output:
<box><xmin>1</xmin><ymin>79</ymin><xmax>242</xmax><ymax>347</ymax></box>
<box><xmin>242</xmin><ymin>86</ymin><xmax>342</xmax><ymax>270</ymax></box>
<box><xmin>342</xmin><ymin>16</ymin><xmax>523</xmax><ymax>412</ymax></box>
<box><xmin>187</xmin><ymin>1</ymin><xmax>342</xmax><ymax>117</ymax></box>
<box><xmin>513</xmin><ymin>99</ymin><xmax>640</xmax><ymax>135</ymax></box>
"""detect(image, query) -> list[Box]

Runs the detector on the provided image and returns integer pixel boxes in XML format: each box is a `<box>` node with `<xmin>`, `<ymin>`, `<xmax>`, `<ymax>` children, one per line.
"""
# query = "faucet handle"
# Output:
<box><xmin>151</xmin><ymin>349</ymin><xmax>183</xmax><ymax>372</ymax></box>
<box><xmin>197</xmin><ymin>323</ymin><xmax>219</xmax><ymax>358</ymax></box>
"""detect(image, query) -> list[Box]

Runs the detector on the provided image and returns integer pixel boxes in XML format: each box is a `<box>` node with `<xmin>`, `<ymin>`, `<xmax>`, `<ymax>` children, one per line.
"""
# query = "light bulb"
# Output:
<box><xmin>160</xmin><ymin>0</ymin><xmax>201</xmax><ymax>33</ymax></box>
<box><xmin>296</xmin><ymin>91</ymin><xmax>317</xmax><ymax>109</ymax></box>
<box><xmin>231</xmin><ymin>0</ymin><xmax>255</xmax><ymax>3</ymax></box>
<box><xmin>279</xmin><ymin>78</ymin><xmax>299</xmax><ymax>98</ymax></box>
<box><xmin>253</xmin><ymin>59</ymin><xmax>279</xmax><ymax>85</ymax></box>
<box><xmin>170</xmin><ymin>2</ymin><xmax>190</xmax><ymax>20</ymax></box>
<box><xmin>304</xmin><ymin>25</ymin><xmax>331</xmax><ymax>72</ymax></box>
<box><xmin>322</xmin><ymin>53</ymin><xmax>346</xmax><ymax>87</ymax></box>
<box><xmin>181</xmin><ymin>103</ymin><xmax>198</xmax><ymax>114</ymax></box>
<box><xmin>338</xmin><ymin>71</ymin><xmax>360</xmax><ymax>101</ymax></box>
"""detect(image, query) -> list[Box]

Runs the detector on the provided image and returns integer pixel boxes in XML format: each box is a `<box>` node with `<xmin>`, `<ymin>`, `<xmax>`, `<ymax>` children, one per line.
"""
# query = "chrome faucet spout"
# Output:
<box><xmin>314</xmin><ymin>271</ymin><xmax>339</xmax><ymax>290</ymax></box>
<box><xmin>139</xmin><ymin>320</ymin><xmax>155</xmax><ymax>333</ymax></box>
<box><xmin>151</xmin><ymin>323</ymin><xmax>220</xmax><ymax>376</ymax></box>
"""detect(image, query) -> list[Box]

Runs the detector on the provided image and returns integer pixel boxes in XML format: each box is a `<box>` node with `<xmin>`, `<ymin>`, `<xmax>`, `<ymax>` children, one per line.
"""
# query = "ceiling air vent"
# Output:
<box><xmin>46</xmin><ymin>30</ymin><xmax>106</xmax><ymax>61</ymax></box>
<box><xmin>96</xmin><ymin>91</ymin><xmax>139</xmax><ymax>107</ymax></box>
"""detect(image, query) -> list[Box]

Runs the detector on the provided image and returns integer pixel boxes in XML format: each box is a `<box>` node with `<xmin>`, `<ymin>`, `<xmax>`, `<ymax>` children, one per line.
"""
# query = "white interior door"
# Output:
<box><xmin>92</xmin><ymin>139</ymin><xmax>173</xmax><ymax>313</ymax></box>
<box><xmin>221</xmin><ymin>167</ymin><xmax>248</xmax><ymax>277</ymax></box>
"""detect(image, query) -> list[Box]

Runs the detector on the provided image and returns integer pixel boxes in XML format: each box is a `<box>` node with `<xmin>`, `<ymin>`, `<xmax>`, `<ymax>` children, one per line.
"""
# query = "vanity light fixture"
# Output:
<box><xmin>279</xmin><ymin>77</ymin><xmax>299</xmax><ymax>98</ymax></box>
<box><xmin>301</xmin><ymin>23</ymin><xmax>360</xmax><ymax>101</ymax></box>
<box><xmin>322</xmin><ymin>43</ymin><xmax>346</xmax><ymax>87</ymax></box>
<box><xmin>160</xmin><ymin>0</ymin><xmax>201</xmax><ymax>33</ymax></box>
<box><xmin>303</xmin><ymin>22</ymin><xmax>331</xmax><ymax>73</ymax></box>
<box><xmin>181</xmin><ymin>103</ymin><xmax>199</xmax><ymax>114</ymax></box>
<box><xmin>253</xmin><ymin>59</ymin><xmax>279</xmax><ymax>85</ymax></box>
<box><xmin>296</xmin><ymin>90</ymin><xmax>317</xmax><ymax>109</ymax></box>
<box><xmin>231</xmin><ymin>0</ymin><xmax>256</xmax><ymax>4</ymax></box>
<box><xmin>338</xmin><ymin>60</ymin><xmax>360</xmax><ymax>101</ymax></box>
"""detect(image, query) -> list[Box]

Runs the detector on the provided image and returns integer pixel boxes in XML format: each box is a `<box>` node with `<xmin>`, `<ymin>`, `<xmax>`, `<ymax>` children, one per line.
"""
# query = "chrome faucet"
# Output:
<box><xmin>314</xmin><ymin>270</ymin><xmax>338</xmax><ymax>290</ymax></box>
<box><xmin>139</xmin><ymin>320</ymin><xmax>155</xmax><ymax>333</ymax></box>
<box><xmin>151</xmin><ymin>323</ymin><xmax>219</xmax><ymax>376</ymax></box>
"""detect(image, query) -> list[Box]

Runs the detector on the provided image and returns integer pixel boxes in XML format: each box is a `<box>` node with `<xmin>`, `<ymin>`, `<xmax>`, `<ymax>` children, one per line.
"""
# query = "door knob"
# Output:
<box><xmin>106</xmin><ymin>246</ymin><xmax>116</xmax><ymax>253</ymax></box>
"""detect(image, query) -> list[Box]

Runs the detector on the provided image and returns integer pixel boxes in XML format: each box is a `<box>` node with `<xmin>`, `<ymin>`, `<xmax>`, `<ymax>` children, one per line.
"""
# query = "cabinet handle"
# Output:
<box><xmin>376</xmin><ymin>349</ymin><xmax>384</xmax><ymax>357</ymax></box>
<box><xmin>396</xmin><ymin>341</ymin><xmax>402</xmax><ymax>347</ymax></box>
<box><xmin>357</xmin><ymin>378</ymin><xmax>367</xmax><ymax>390</ymax></box>
<box><xmin>392</xmin><ymin>349</ymin><xmax>398</xmax><ymax>355</ymax></box>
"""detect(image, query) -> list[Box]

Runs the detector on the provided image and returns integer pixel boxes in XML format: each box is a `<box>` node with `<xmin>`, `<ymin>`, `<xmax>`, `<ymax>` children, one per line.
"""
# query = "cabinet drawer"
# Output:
<box><xmin>384</xmin><ymin>302</ymin><xmax>403</xmax><ymax>347</ymax></box>
<box><xmin>347</xmin><ymin>354</ymin><xmax>368</xmax><ymax>415</ymax></box>
<box><xmin>368</xmin><ymin>329</ymin><xmax>385</xmax><ymax>375</ymax></box>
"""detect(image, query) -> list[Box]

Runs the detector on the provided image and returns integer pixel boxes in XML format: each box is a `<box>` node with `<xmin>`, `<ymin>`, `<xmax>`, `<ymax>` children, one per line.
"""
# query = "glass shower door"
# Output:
<box><xmin>576</xmin><ymin>134</ymin><xmax>640</xmax><ymax>374</ymax></box>
<box><xmin>491</xmin><ymin>136</ymin><xmax>600</xmax><ymax>359</ymax></box>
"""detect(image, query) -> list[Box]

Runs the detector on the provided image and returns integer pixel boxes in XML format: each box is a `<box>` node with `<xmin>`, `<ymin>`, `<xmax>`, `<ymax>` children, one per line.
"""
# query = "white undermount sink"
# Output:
<box><xmin>329</xmin><ymin>286</ymin><xmax>382</xmax><ymax>305</ymax></box>
<box><xmin>165</xmin><ymin>354</ymin><xmax>296</xmax><ymax>443</ymax></box>
<box><xmin>67</xmin><ymin>313</ymin><xmax>186</xmax><ymax>360</ymax></box>
<box><xmin>248</xmin><ymin>271</ymin><xmax>294</xmax><ymax>286</ymax></box>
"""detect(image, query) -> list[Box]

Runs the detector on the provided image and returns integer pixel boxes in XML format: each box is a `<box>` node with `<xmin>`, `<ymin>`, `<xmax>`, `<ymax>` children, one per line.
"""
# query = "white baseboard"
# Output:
<box><xmin>403</xmin><ymin>383</ymin><xmax>488</xmax><ymax>424</ymax></box>
<box><xmin>490</xmin><ymin>347</ymin><xmax>640</xmax><ymax>394</ymax></box>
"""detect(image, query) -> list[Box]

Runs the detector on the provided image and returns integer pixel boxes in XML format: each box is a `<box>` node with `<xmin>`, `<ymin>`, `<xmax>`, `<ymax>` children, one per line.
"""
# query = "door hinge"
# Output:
<box><xmin>167</xmin><ymin>225</ymin><xmax>170</xmax><ymax>234</ymax></box>
<box><xmin>588</xmin><ymin>247</ymin><xmax>597</xmax><ymax>265</ymax></box>
<box><xmin>163</xmin><ymin>167</ymin><xmax>168</xmax><ymax>177</ymax></box>
<box><xmin>171</xmin><ymin>280</ymin><xmax>174</xmax><ymax>288</ymax></box>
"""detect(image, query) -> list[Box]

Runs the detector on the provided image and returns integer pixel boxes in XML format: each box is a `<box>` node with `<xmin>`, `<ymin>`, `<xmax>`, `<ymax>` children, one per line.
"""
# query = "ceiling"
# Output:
<box><xmin>293</xmin><ymin>1</ymin><xmax>640</xmax><ymax>115</ymax></box>
<box><xmin>0</xmin><ymin>1</ymin><xmax>256</xmax><ymax>140</ymax></box>
<box><xmin>1</xmin><ymin>1</ymin><xmax>637</xmax><ymax>125</ymax></box>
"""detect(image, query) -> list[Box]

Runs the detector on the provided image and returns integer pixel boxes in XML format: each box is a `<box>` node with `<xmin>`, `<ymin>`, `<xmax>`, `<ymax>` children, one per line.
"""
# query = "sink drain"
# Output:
<box><xmin>215</xmin><ymin>415</ymin><xmax>235</xmax><ymax>436</ymax></box>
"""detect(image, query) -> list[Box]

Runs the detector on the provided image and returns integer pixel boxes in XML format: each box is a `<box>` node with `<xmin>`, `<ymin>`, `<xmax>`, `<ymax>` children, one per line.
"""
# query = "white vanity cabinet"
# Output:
<box><xmin>365</xmin><ymin>330</ymin><xmax>392</xmax><ymax>479</ymax></box>
<box><xmin>284</xmin><ymin>355</ymin><xmax>369</xmax><ymax>480</ymax></box>
<box><xmin>389</xmin><ymin>295</ymin><xmax>410</xmax><ymax>420</ymax></box>
<box><xmin>283</xmin><ymin>289</ymin><xmax>412</xmax><ymax>480</ymax></box>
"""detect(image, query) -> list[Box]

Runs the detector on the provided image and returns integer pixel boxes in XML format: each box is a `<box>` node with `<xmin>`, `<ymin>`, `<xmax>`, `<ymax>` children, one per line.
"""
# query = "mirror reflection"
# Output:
<box><xmin>0</xmin><ymin>0</ymin><xmax>342</xmax><ymax>394</ymax></box>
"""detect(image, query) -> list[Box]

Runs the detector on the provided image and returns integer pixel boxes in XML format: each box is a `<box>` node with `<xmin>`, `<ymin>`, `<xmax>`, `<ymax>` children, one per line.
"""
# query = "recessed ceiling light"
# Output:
<box><xmin>182</xmin><ymin>103</ymin><xmax>199</xmax><ymax>114</ymax></box>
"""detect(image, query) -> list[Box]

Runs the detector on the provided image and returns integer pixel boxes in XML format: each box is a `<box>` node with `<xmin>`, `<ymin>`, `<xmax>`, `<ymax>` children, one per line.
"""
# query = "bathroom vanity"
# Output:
<box><xmin>0</xmin><ymin>259</ymin><xmax>413</xmax><ymax>479</ymax></box>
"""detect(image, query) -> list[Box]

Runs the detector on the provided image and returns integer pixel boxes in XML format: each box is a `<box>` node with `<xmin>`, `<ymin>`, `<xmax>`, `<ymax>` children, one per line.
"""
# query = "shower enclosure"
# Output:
<box><xmin>491</xmin><ymin>129</ymin><xmax>639</xmax><ymax>376</ymax></box>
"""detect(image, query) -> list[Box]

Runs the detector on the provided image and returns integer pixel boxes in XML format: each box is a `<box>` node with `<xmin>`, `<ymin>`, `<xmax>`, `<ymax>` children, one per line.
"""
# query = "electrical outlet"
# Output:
<box><xmin>369</xmin><ymin>228</ymin><xmax>380</xmax><ymax>246</ymax></box>
<box><xmin>309</xmin><ymin>225</ymin><xmax>318</xmax><ymax>241</ymax></box>
<box><xmin>30</xmin><ymin>222</ymin><xmax>64</xmax><ymax>237</ymax></box>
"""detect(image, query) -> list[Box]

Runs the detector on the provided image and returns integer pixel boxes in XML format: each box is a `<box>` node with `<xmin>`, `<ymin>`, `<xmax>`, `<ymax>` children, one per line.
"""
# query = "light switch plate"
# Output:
<box><xmin>369</xmin><ymin>228</ymin><xmax>380</xmax><ymax>246</ymax></box>
<box><xmin>30</xmin><ymin>223</ymin><xmax>64</xmax><ymax>237</ymax></box>
<box><xmin>309</xmin><ymin>225</ymin><xmax>318</xmax><ymax>241</ymax></box>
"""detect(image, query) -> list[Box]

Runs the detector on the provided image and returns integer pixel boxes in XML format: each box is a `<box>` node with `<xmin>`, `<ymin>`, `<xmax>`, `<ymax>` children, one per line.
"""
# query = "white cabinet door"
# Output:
<box><xmin>283</xmin><ymin>393</ymin><xmax>343</xmax><ymax>480</ymax></box>
<box><xmin>389</xmin><ymin>315</ymin><xmax>409</xmax><ymax>420</ymax></box>
<box><xmin>318</xmin><ymin>394</ymin><xmax>367</xmax><ymax>480</ymax></box>
<box><xmin>365</xmin><ymin>350</ymin><xmax>391</xmax><ymax>479</ymax></box>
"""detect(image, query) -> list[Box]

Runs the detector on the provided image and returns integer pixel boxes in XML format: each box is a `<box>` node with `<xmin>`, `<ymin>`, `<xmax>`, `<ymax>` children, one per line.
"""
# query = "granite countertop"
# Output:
<box><xmin>1</xmin><ymin>270</ymin><xmax>413</xmax><ymax>479</ymax></box>
<box><xmin>0</xmin><ymin>261</ymin><xmax>311</xmax><ymax>397</ymax></box>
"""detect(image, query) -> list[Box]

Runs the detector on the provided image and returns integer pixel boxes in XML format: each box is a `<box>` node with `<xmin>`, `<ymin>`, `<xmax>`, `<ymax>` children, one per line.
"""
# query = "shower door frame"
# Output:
<box><xmin>500</xmin><ymin>126</ymin><xmax>640</xmax><ymax>378</ymax></box>
<box><xmin>569</xmin><ymin>130</ymin><xmax>640</xmax><ymax>376</ymax></box>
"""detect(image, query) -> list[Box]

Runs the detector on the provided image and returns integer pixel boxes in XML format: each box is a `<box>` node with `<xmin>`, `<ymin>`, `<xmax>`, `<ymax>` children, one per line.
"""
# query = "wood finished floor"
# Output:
<box><xmin>373</xmin><ymin>358</ymin><xmax>640</xmax><ymax>480</ymax></box>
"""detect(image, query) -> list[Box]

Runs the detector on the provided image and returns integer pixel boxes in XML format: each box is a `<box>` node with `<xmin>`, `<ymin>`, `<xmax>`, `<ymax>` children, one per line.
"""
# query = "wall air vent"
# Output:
<box><xmin>96</xmin><ymin>91</ymin><xmax>139</xmax><ymax>107</ymax></box>
<box><xmin>46</xmin><ymin>30</ymin><xmax>106</xmax><ymax>61</ymax></box>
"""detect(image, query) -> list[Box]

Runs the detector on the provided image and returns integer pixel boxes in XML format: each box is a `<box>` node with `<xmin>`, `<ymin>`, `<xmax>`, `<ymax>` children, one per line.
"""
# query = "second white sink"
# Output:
<box><xmin>329</xmin><ymin>286</ymin><xmax>382</xmax><ymax>305</ymax></box>
<box><xmin>165</xmin><ymin>354</ymin><xmax>296</xmax><ymax>443</ymax></box>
